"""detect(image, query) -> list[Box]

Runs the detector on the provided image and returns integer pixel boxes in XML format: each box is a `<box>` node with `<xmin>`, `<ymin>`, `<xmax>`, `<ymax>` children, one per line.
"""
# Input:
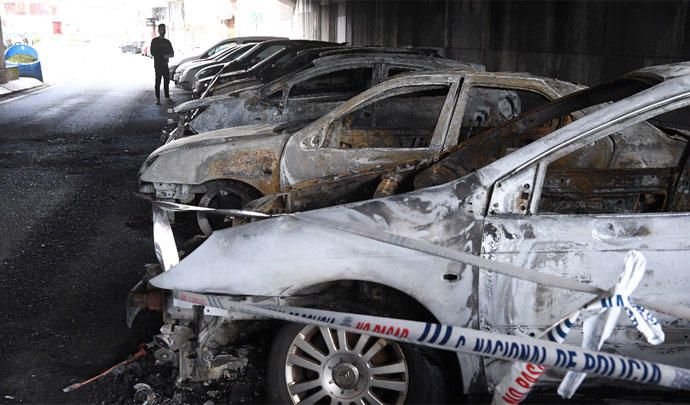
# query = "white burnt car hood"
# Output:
<box><xmin>149</xmin><ymin>173</ymin><xmax>483</xmax><ymax>301</ymax></box>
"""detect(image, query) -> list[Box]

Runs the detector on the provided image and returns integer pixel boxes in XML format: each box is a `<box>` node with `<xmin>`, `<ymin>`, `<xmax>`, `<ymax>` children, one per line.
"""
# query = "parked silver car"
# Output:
<box><xmin>141</xmin><ymin>63</ymin><xmax>690</xmax><ymax>402</ymax></box>
<box><xmin>169</xmin><ymin>53</ymin><xmax>482</xmax><ymax>140</ymax></box>
<box><xmin>140</xmin><ymin>70</ymin><xmax>580</xmax><ymax>234</ymax></box>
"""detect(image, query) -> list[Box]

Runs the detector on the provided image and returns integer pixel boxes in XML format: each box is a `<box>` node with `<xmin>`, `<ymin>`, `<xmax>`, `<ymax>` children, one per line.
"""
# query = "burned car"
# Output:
<box><xmin>173</xmin><ymin>44</ymin><xmax>253</xmax><ymax>88</ymax></box>
<box><xmin>191</xmin><ymin>44</ymin><xmax>346</xmax><ymax>99</ymax></box>
<box><xmin>169</xmin><ymin>53</ymin><xmax>481</xmax><ymax>140</ymax></box>
<box><xmin>168</xmin><ymin>36</ymin><xmax>285</xmax><ymax>79</ymax></box>
<box><xmin>135</xmin><ymin>63</ymin><xmax>690</xmax><ymax>402</ymax></box>
<box><xmin>188</xmin><ymin>39</ymin><xmax>338</xmax><ymax>96</ymax></box>
<box><xmin>195</xmin><ymin>46</ymin><xmax>446</xmax><ymax>97</ymax></box>
<box><xmin>140</xmin><ymin>70</ymin><xmax>580</xmax><ymax>234</ymax></box>
<box><xmin>193</xmin><ymin>46</ymin><xmax>439</xmax><ymax>100</ymax></box>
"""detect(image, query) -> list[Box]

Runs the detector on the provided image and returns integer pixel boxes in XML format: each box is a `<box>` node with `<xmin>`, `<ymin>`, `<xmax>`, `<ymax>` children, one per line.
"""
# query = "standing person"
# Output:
<box><xmin>150</xmin><ymin>23</ymin><xmax>174</xmax><ymax>105</ymax></box>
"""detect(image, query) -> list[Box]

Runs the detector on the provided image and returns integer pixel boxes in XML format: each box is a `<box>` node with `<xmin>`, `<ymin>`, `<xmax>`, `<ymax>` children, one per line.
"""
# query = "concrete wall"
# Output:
<box><xmin>295</xmin><ymin>0</ymin><xmax>690</xmax><ymax>85</ymax></box>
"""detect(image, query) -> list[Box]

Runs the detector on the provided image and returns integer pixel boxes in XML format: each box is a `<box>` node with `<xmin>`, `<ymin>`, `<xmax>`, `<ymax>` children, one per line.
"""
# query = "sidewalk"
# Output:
<box><xmin>0</xmin><ymin>77</ymin><xmax>44</xmax><ymax>96</ymax></box>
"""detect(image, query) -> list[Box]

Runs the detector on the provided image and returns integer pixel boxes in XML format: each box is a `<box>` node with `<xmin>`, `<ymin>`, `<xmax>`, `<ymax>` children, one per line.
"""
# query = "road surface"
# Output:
<box><xmin>0</xmin><ymin>46</ymin><xmax>180</xmax><ymax>403</ymax></box>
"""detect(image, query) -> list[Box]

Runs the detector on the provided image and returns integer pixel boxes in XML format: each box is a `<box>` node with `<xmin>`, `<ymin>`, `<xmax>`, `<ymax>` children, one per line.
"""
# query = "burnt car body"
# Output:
<box><xmin>140</xmin><ymin>70</ymin><xmax>580</xmax><ymax>235</ymax></box>
<box><xmin>190</xmin><ymin>40</ymin><xmax>339</xmax><ymax>97</ymax></box>
<box><xmin>169</xmin><ymin>54</ymin><xmax>481</xmax><ymax>140</ymax></box>
<box><xmin>175</xmin><ymin>39</ymin><xmax>337</xmax><ymax>91</ymax></box>
<box><xmin>191</xmin><ymin>43</ymin><xmax>345</xmax><ymax>99</ymax></box>
<box><xmin>196</xmin><ymin>46</ymin><xmax>445</xmax><ymax>99</ymax></box>
<box><xmin>168</xmin><ymin>36</ymin><xmax>286</xmax><ymax>79</ymax></box>
<box><xmin>173</xmin><ymin>44</ymin><xmax>253</xmax><ymax>88</ymax></box>
<box><xmin>139</xmin><ymin>63</ymin><xmax>690</xmax><ymax>402</ymax></box>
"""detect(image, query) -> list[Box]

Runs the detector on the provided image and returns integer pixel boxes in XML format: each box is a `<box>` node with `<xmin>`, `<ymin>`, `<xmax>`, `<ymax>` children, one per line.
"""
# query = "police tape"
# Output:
<box><xmin>153</xmin><ymin>200</ymin><xmax>274</xmax><ymax>219</ymax></box>
<box><xmin>150</xmin><ymin>202</ymin><xmax>690</xmax><ymax>322</ymax></box>
<box><xmin>172</xmin><ymin>290</ymin><xmax>690</xmax><ymax>392</ymax></box>
<box><xmin>492</xmin><ymin>312</ymin><xmax>579</xmax><ymax>404</ymax></box>
<box><xmin>492</xmin><ymin>251</ymin><xmax>663</xmax><ymax>404</ymax></box>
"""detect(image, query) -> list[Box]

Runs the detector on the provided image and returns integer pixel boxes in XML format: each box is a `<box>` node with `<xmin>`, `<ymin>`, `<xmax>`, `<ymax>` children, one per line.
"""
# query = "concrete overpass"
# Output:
<box><xmin>293</xmin><ymin>0</ymin><xmax>690</xmax><ymax>85</ymax></box>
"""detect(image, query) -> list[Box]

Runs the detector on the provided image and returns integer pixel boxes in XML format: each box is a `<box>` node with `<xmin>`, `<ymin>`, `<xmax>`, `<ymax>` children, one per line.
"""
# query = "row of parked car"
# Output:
<box><xmin>129</xmin><ymin>37</ymin><xmax>690</xmax><ymax>403</ymax></box>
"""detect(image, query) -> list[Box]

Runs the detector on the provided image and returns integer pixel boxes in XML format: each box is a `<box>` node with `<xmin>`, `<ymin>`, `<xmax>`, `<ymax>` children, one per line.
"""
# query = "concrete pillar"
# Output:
<box><xmin>336</xmin><ymin>0</ymin><xmax>346</xmax><ymax>43</ymax></box>
<box><xmin>0</xmin><ymin>15</ymin><xmax>6</xmax><ymax>84</ymax></box>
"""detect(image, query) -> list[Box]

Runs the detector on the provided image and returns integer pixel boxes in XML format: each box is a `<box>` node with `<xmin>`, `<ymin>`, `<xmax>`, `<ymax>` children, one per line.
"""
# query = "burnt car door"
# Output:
<box><xmin>279</xmin><ymin>65</ymin><xmax>377</xmax><ymax>122</ymax></box>
<box><xmin>446</xmin><ymin>73</ymin><xmax>568</xmax><ymax>148</ymax></box>
<box><xmin>479</xmin><ymin>99</ymin><xmax>690</xmax><ymax>386</ymax></box>
<box><xmin>280</xmin><ymin>76</ymin><xmax>461</xmax><ymax>186</ymax></box>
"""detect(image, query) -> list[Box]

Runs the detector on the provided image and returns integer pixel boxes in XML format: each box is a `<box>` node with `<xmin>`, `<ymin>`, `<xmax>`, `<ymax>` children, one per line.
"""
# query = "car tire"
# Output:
<box><xmin>196</xmin><ymin>181</ymin><xmax>261</xmax><ymax>235</ymax></box>
<box><xmin>265</xmin><ymin>307</ymin><xmax>456</xmax><ymax>404</ymax></box>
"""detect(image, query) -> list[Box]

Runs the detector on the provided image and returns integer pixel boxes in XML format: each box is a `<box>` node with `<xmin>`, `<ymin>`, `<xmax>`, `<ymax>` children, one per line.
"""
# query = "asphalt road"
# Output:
<box><xmin>0</xmin><ymin>50</ymin><xmax>182</xmax><ymax>403</ymax></box>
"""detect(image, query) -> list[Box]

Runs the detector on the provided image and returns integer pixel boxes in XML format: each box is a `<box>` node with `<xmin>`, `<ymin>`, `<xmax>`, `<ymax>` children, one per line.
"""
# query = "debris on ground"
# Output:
<box><xmin>65</xmin><ymin>343</ymin><xmax>265</xmax><ymax>404</ymax></box>
<box><xmin>62</xmin><ymin>345</ymin><xmax>150</xmax><ymax>393</ymax></box>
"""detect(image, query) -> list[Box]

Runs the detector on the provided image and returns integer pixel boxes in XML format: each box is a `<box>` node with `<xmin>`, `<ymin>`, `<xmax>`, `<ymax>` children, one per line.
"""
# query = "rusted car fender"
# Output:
<box><xmin>140</xmin><ymin>123</ymin><xmax>290</xmax><ymax>194</ymax></box>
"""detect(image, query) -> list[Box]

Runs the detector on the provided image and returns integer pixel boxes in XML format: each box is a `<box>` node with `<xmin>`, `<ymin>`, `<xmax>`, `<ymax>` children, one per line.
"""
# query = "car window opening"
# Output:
<box><xmin>327</xmin><ymin>85</ymin><xmax>451</xmax><ymax>149</ymax></box>
<box><xmin>413</xmin><ymin>77</ymin><xmax>659</xmax><ymax>189</ymax></box>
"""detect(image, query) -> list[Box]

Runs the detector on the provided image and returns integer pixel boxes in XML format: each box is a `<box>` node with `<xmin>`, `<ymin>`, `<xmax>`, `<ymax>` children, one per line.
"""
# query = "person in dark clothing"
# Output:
<box><xmin>150</xmin><ymin>23</ymin><xmax>174</xmax><ymax>105</ymax></box>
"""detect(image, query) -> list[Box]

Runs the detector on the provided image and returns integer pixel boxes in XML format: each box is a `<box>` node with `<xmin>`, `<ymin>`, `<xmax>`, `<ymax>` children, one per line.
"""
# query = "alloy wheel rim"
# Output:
<box><xmin>284</xmin><ymin>324</ymin><xmax>408</xmax><ymax>404</ymax></box>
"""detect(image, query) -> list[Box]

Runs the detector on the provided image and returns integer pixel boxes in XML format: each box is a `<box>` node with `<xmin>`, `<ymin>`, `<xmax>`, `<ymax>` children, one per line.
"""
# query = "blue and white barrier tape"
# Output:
<box><xmin>494</xmin><ymin>251</ymin><xmax>663</xmax><ymax>403</ymax></box>
<box><xmin>173</xmin><ymin>290</ymin><xmax>690</xmax><ymax>392</ymax></box>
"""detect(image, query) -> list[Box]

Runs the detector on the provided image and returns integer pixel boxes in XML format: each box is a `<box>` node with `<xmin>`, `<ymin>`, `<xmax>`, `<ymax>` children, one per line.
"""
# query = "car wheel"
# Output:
<box><xmin>266</xmin><ymin>321</ymin><xmax>452</xmax><ymax>404</ymax></box>
<box><xmin>196</xmin><ymin>181</ymin><xmax>260</xmax><ymax>235</ymax></box>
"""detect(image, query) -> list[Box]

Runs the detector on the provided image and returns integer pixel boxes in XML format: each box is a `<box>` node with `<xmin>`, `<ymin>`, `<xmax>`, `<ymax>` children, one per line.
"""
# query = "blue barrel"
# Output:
<box><xmin>4</xmin><ymin>44</ymin><xmax>43</xmax><ymax>82</ymax></box>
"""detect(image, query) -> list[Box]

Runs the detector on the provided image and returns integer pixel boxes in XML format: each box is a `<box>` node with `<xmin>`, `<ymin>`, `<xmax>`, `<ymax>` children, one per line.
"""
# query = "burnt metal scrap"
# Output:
<box><xmin>129</xmin><ymin>62</ymin><xmax>690</xmax><ymax>402</ymax></box>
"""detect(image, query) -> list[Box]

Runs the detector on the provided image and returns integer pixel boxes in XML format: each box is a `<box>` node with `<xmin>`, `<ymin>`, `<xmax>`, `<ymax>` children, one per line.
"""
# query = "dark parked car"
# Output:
<box><xmin>191</xmin><ymin>43</ymin><xmax>346</xmax><ymax>98</ymax></box>
<box><xmin>194</xmin><ymin>46</ymin><xmax>444</xmax><ymax>99</ymax></box>
<box><xmin>168</xmin><ymin>36</ymin><xmax>286</xmax><ymax>79</ymax></box>
<box><xmin>173</xmin><ymin>44</ymin><xmax>255</xmax><ymax>89</ymax></box>
<box><xmin>170</xmin><ymin>53</ymin><xmax>480</xmax><ymax>138</ymax></box>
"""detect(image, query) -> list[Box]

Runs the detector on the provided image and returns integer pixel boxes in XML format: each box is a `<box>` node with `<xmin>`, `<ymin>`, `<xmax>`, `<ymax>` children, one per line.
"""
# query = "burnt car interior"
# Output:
<box><xmin>328</xmin><ymin>84</ymin><xmax>451</xmax><ymax>149</ymax></box>
<box><xmin>460</xmin><ymin>86</ymin><xmax>555</xmax><ymax>140</ymax></box>
<box><xmin>287</xmin><ymin>67</ymin><xmax>374</xmax><ymax>100</ymax></box>
<box><xmin>413</xmin><ymin>78</ymin><xmax>655</xmax><ymax>184</ymax></box>
<box><xmin>257</xmin><ymin>82</ymin><xmax>555</xmax><ymax>213</ymax></box>
<box><xmin>262</xmin><ymin>76</ymin><xmax>690</xmax><ymax>217</ymax></box>
<box><xmin>538</xmin><ymin>108</ymin><xmax>689</xmax><ymax>215</ymax></box>
<box><xmin>259</xmin><ymin>67</ymin><xmax>374</xmax><ymax>109</ymax></box>
<box><xmin>413</xmin><ymin>76</ymin><xmax>690</xmax><ymax>216</ymax></box>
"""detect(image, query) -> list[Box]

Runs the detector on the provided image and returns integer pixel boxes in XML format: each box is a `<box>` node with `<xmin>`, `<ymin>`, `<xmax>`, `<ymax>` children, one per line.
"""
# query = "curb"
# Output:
<box><xmin>0</xmin><ymin>77</ymin><xmax>45</xmax><ymax>96</ymax></box>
